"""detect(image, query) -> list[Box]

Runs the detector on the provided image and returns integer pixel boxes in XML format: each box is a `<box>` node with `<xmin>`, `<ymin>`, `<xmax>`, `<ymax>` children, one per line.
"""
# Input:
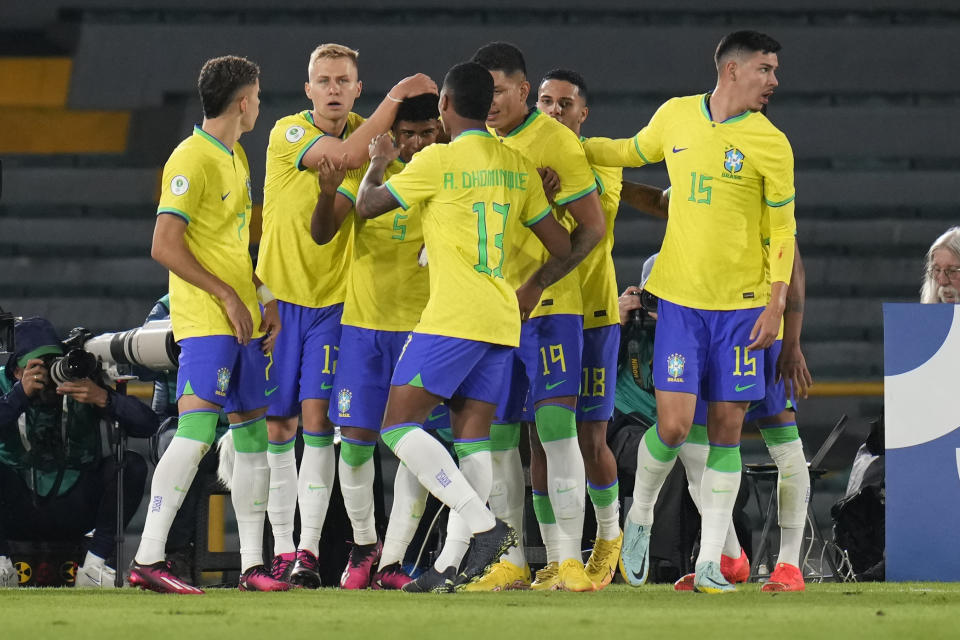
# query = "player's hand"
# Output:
<box><xmin>392</xmin><ymin>73</ymin><xmax>438</xmax><ymax>100</ymax></box>
<box><xmin>223</xmin><ymin>290</ymin><xmax>254</xmax><ymax>345</ymax></box>
<box><xmin>56</xmin><ymin>379</ymin><xmax>109</xmax><ymax>408</ymax></box>
<box><xmin>259</xmin><ymin>300</ymin><xmax>281</xmax><ymax>354</ymax></box>
<box><xmin>776</xmin><ymin>340</ymin><xmax>813</xmax><ymax>400</ymax></box>
<box><xmin>516</xmin><ymin>282</ymin><xmax>543</xmax><ymax>323</ymax></box>
<box><xmin>20</xmin><ymin>359</ymin><xmax>48</xmax><ymax>397</ymax></box>
<box><xmin>618</xmin><ymin>286</ymin><xmax>643</xmax><ymax>325</ymax></box>
<box><xmin>747</xmin><ymin>303</ymin><xmax>782</xmax><ymax>351</ymax></box>
<box><xmin>317</xmin><ymin>154</ymin><xmax>347</xmax><ymax>193</ymax></box>
<box><xmin>369</xmin><ymin>133</ymin><xmax>400</xmax><ymax>163</ymax></box>
<box><xmin>537</xmin><ymin>166</ymin><xmax>561</xmax><ymax>204</ymax></box>
<box><xmin>417</xmin><ymin>243</ymin><xmax>428</xmax><ymax>267</ymax></box>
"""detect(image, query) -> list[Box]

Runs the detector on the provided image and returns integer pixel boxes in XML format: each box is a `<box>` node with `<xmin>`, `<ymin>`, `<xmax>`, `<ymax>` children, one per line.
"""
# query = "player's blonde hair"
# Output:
<box><xmin>308</xmin><ymin>43</ymin><xmax>359</xmax><ymax>75</ymax></box>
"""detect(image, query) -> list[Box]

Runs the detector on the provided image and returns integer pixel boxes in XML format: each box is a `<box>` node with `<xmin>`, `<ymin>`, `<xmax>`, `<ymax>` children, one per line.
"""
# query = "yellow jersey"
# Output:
<box><xmin>584</xmin><ymin>94</ymin><xmax>796</xmax><ymax>310</ymax></box>
<box><xmin>384</xmin><ymin>129</ymin><xmax>552</xmax><ymax>347</ymax></box>
<box><xmin>256</xmin><ymin>111</ymin><xmax>365</xmax><ymax>308</ymax></box>
<box><xmin>157</xmin><ymin>126</ymin><xmax>260</xmax><ymax>341</ymax></box>
<box><xmin>492</xmin><ymin>109</ymin><xmax>597</xmax><ymax>319</ymax></box>
<box><xmin>337</xmin><ymin>158</ymin><xmax>430</xmax><ymax>332</ymax></box>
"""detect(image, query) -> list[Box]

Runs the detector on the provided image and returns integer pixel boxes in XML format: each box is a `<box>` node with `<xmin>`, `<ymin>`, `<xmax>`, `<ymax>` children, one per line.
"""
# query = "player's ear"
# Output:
<box><xmin>355</xmin><ymin>79</ymin><xmax>362</xmax><ymax>97</ymax></box>
<box><xmin>519</xmin><ymin>80</ymin><xmax>531</xmax><ymax>102</ymax></box>
<box><xmin>304</xmin><ymin>81</ymin><xmax>311</xmax><ymax>100</ymax></box>
<box><xmin>579</xmin><ymin>105</ymin><xmax>589</xmax><ymax>125</ymax></box>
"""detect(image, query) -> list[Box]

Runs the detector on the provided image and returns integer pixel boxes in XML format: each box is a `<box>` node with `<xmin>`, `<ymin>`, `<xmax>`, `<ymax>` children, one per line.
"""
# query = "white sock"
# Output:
<box><xmin>267</xmin><ymin>445</ymin><xmax>297</xmax><ymax>555</ymax></box>
<box><xmin>540</xmin><ymin>436</ymin><xmax>585</xmax><ymax>563</ymax></box>
<box><xmin>435</xmin><ymin>448</ymin><xmax>492</xmax><ymax>571</ymax></box>
<box><xmin>135</xmin><ymin>436</ymin><xmax>207</xmax><ymax>564</ymax></box>
<box><xmin>677</xmin><ymin>441</ymin><xmax>708</xmax><ymax>512</ymax></box>
<box><xmin>339</xmin><ymin>454</ymin><xmax>377</xmax><ymax>545</ymax></box>
<box><xmin>696</xmin><ymin>448</ymin><xmax>741</xmax><ymax>567</ymax></box>
<box><xmin>627</xmin><ymin>429</ymin><xmax>678</xmax><ymax>527</ymax></box>
<box><xmin>532</xmin><ymin>490</ymin><xmax>560</xmax><ymax>564</ymax></box>
<box><xmin>297</xmin><ymin>436</ymin><xmax>335</xmax><ymax>555</ymax></box>
<box><xmin>379</xmin><ymin>462</ymin><xmax>428</xmax><ymax>569</ymax></box>
<box><xmin>723</xmin><ymin>521</ymin><xmax>742</xmax><ymax>558</ymax></box>
<box><xmin>769</xmin><ymin>438</ymin><xmax>810</xmax><ymax>567</ymax></box>
<box><xmin>232</xmin><ymin>450</ymin><xmax>270</xmax><ymax>572</ymax></box>
<box><xmin>489</xmin><ymin>447</ymin><xmax>526</xmax><ymax>567</ymax></box>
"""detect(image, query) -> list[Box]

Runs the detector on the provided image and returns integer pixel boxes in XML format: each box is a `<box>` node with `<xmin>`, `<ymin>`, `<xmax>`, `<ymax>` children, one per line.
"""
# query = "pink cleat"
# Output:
<box><xmin>339</xmin><ymin>540</ymin><xmax>382</xmax><ymax>589</ymax></box>
<box><xmin>129</xmin><ymin>560</ymin><xmax>205</xmax><ymax>594</ymax></box>
<box><xmin>372</xmin><ymin>562</ymin><xmax>413</xmax><ymax>590</ymax></box>
<box><xmin>239</xmin><ymin>565</ymin><xmax>293</xmax><ymax>591</ymax></box>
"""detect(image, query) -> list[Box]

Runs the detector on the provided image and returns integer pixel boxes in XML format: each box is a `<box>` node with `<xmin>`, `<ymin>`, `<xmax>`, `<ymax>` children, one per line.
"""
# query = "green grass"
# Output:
<box><xmin>3</xmin><ymin>583</ymin><xmax>959</xmax><ymax>639</ymax></box>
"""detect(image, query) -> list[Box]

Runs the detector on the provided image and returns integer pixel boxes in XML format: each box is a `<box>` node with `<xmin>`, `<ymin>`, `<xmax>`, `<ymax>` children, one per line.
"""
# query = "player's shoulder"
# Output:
<box><xmin>748</xmin><ymin>111</ymin><xmax>791</xmax><ymax>146</ymax></box>
<box><xmin>166</xmin><ymin>132</ymin><xmax>209</xmax><ymax>169</ymax></box>
<box><xmin>270</xmin><ymin>111</ymin><xmax>314</xmax><ymax>141</ymax></box>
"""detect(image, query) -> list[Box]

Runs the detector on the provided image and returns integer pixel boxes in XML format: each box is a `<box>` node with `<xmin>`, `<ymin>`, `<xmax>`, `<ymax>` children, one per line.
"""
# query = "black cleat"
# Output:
<box><xmin>454</xmin><ymin>518</ymin><xmax>518</xmax><ymax>588</ymax></box>
<box><xmin>401</xmin><ymin>566</ymin><xmax>457</xmax><ymax>593</ymax></box>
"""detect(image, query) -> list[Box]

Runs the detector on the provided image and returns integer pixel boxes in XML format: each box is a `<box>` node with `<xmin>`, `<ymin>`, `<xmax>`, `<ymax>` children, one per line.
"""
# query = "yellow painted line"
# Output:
<box><xmin>0</xmin><ymin>107</ymin><xmax>129</xmax><ymax>153</ymax></box>
<box><xmin>807</xmin><ymin>381</ymin><xmax>883</xmax><ymax>397</ymax></box>
<box><xmin>0</xmin><ymin>58</ymin><xmax>72</xmax><ymax>107</ymax></box>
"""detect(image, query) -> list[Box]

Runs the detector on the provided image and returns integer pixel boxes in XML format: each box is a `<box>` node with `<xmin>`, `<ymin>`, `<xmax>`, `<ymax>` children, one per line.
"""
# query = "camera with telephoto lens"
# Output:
<box><xmin>629</xmin><ymin>289</ymin><xmax>660</xmax><ymax>323</ymax></box>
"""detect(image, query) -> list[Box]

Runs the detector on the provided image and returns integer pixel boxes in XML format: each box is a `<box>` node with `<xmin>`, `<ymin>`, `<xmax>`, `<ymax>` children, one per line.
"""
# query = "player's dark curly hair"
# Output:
<box><xmin>714</xmin><ymin>31</ymin><xmax>781</xmax><ymax>69</ymax></box>
<box><xmin>395</xmin><ymin>93</ymin><xmax>440</xmax><ymax>123</ymax></box>
<box><xmin>471</xmin><ymin>41</ymin><xmax>526</xmax><ymax>78</ymax></box>
<box><xmin>541</xmin><ymin>68</ymin><xmax>589</xmax><ymax>105</ymax></box>
<box><xmin>442</xmin><ymin>62</ymin><xmax>494</xmax><ymax>121</ymax></box>
<box><xmin>198</xmin><ymin>55</ymin><xmax>261</xmax><ymax>119</ymax></box>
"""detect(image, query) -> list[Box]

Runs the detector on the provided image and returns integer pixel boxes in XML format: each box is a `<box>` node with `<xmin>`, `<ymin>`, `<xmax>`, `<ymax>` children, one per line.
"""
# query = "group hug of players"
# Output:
<box><xmin>126</xmin><ymin>29</ymin><xmax>814</xmax><ymax>595</ymax></box>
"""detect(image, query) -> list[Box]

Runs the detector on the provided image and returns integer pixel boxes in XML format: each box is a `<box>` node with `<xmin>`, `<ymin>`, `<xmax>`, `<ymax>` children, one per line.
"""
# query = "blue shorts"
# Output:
<box><xmin>177</xmin><ymin>335</ymin><xmax>270</xmax><ymax>413</ymax></box>
<box><xmin>493</xmin><ymin>351</ymin><xmax>530</xmax><ymax>424</ymax></box>
<box><xmin>268</xmin><ymin>301</ymin><xmax>343</xmax><ymax>417</ymax></box>
<box><xmin>654</xmin><ymin>299</ymin><xmax>765</xmax><ymax>402</ymax></box>
<box><xmin>391</xmin><ymin>332</ymin><xmax>512</xmax><ymax>404</ymax></box>
<box><xmin>577</xmin><ymin>324</ymin><xmax>620</xmax><ymax>422</ymax></box>
<box><xmin>745</xmin><ymin>340</ymin><xmax>795</xmax><ymax>422</ymax></box>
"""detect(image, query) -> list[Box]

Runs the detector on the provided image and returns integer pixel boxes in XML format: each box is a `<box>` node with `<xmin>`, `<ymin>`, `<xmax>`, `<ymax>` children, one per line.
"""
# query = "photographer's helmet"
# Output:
<box><xmin>3</xmin><ymin>317</ymin><xmax>62</xmax><ymax>380</ymax></box>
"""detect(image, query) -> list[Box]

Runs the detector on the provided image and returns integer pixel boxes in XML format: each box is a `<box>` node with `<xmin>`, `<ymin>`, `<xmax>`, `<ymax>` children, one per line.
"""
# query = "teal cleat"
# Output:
<box><xmin>618</xmin><ymin>521</ymin><xmax>651</xmax><ymax>587</ymax></box>
<box><xmin>693</xmin><ymin>561</ymin><xmax>735</xmax><ymax>594</ymax></box>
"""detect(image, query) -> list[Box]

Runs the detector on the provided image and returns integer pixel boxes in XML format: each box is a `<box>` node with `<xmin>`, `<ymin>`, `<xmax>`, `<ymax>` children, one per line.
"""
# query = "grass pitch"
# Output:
<box><xmin>2</xmin><ymin>583</ymin><xmax>958</xmax><ymax>640</ymax></box>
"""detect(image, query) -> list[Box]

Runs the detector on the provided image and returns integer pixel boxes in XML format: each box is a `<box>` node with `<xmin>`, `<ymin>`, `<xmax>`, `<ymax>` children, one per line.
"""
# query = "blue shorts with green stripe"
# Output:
<box><xmin>176</xmin><ymin>335</ymin><xmax>269</xmax><ymax>413</ymax></box>
<box><xmin>576</xmin><ymin>324</ymin><xmax>620</xmax><ymax>421</ymax></box>
<box><xmin>390</xmin><ymin>332</ymin><xmax>512</xmax><ymax>404</ymax></box>
<box><xmin>745</xmin><ymin>340</ymin><xmax>795</xmax><ymax>422</ymax></box>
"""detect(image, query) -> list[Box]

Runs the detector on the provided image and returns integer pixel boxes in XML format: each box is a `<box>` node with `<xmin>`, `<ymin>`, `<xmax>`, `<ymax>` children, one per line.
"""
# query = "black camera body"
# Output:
<box><xmin>629</xmin><ymin>289</ymin><xmax>660</xmax><ymax>323</ymax></box>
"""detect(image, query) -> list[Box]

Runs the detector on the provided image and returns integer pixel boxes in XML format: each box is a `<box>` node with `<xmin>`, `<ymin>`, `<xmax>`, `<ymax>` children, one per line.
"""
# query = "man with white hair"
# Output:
<box><xmin>920</xmin><ymin>226</ymin><xmax>960</xmax><ymax>304</ymax></box>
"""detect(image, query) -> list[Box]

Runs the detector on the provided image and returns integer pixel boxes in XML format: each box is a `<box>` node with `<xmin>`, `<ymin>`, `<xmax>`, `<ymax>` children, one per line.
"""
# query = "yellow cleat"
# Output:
<box><xmin>584</xmin><ymin>530</ymin><xmax>623</xmax><ymax>590</ymax></box>
<box><xmin>558</xmin><ymin>559</ymin><xmax>596</xmax><ymax>592</ymax></box>
<box><xmin>462</xmin><ymin>559</ymin><xmax>531</xmax><ymax>592</ymax></box>
<box><xmin>530</xmin><ymin>561</ymin><xmax>560</xmax><ymax>590</ymax></box>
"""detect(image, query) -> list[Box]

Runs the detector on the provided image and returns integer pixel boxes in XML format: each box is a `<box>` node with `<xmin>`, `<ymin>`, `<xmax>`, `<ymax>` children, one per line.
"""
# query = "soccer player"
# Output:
<box><xmin>354</xmin><ymin>61</ymin><xmax>573</xmax><ymax>592</ymax></box>
<box><xmin>584</xmin><ymin>30</ymin><xmax>797</xmax><ymax>593</ymax></box>
<box><xmin>533</xmin><ymin>68</ymin><xmax>623</xmax><ymax>590</ymax></box>
<box><xmin>254</xmin><ymin>43</ymin><xmax>435</xmax><ymax>587</ymax></box>
<box><xmin>129</xmin><ymin>55</ymin><xmax>288</xmax><ymax>593</ymax></box>
<box><xmin>307</xmin><ymin>93</ymin><xmax>442</xmax><ymax>589</ymax></box>
<box><xmin>467</xmin><ymin>42</ymin><xmax>606</xmax><ymax>593</ymax></box>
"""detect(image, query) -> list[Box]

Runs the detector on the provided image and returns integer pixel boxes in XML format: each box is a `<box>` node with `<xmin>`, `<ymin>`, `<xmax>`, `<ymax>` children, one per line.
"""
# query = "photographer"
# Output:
<box><xmin>0</xmin><ymin>317</ymin><xmax>157</xmax><ymax>588</ymax></box>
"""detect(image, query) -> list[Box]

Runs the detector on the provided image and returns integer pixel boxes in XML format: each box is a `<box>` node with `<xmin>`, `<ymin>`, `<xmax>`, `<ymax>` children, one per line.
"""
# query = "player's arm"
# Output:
<box><xmin>355</xmin><ymin>133</ymin><xmax>402</xmax><ymax>219</ymax></box>
<box><xmin>310</xmin><ymin>155</ymin><xmax>354</xmax><ymax>244</ymax></box>
<box><xmin>777</xmin><ymin>240</ymin><xmax>813</xmax><ymax>399</ymax></box>
<box><xmin>250</xmin><ymin>272</ymin><xmax>280</xmax><ymax>354</ymax></box>
<box><xmin>300</xmin><ymin>74</ymin><xmax>437</xmax><ymax>171</ymax></box>
<box><xmin>747</xmin><ymin>203</ymin><xmax>796</xmax><ymax>351</ymax></box>
<box><xmin>151</xmin><ymin>214</ymin><xmax>253</xmax><ymax>344</ymax></box>
<box><xmin>620</xmin><ymin>181</ymin><xmax>670</xmax><ymax>219</ymax></box>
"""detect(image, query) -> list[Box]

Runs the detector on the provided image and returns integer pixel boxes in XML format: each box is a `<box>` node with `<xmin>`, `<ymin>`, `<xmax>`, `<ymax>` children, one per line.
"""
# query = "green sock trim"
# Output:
<box><xmin>267</xmin><ymin>439</ymin><xmax>295</xmax><ymax>454</ymax></box>
<box><xmin>760</xmin><ymin>424</ymin><xmax>800</xmax><ymax>447</ymax></box>
<box><xmin>454</xmin><ymin>439</ymin><xmax>491</xmax><ymax>460</ymax></box>
<box><xmin>303</xmin><ymin>432</ymin><xmax>334</xmax><ymax>448</ymax></box>
<box><xmin>341</xmin><ymin>440</ymin><xmax>376</xmax><ymax>466</ymax></box>
<box><xmin>409</xmin><ymin>373</ymin><xmax>424</xmax><ymax>388</ymax></box>
<box><xmin>644</xmin><ymin>426</ymin><xmax>680</xmax><ymax>463</ymax></box>
<box><xmin>534</xmin><ymin>404</ymin><xmax>577</xmax><ymax>443</ymax></box>
<box><xmin>182</xmin><ymin>380</ymin><xmax>195</xmax><ymax>396</ymax></box>
<box><xmin>175</xmin><ymin>410</ymin><xmax>218</xmax><ymax>445</ymax></box>
<box><xmin>685</xmin><ymin>423</ymin><xmax>708</xmax><ymax>446</ymax></box>
<box><xmin>587</xmin><ymin>482</ymin><xmax>619</xmax><ymax>508</ymax></box>
<box><xmin>489</xmin><ymin>423</ymin><xmax>521</xmax><ymax>451</ymax></box>
<box><xmin>231</xmin><ymin>417</ymin><xmax>268</xmax><ymax>453</ymax></box>
<box><xmin>381</xmin><ymin>424</ymin><xmax>419</xmax><ymax>451</ymax></box>
<box><xmin>532</xmin><ymin>491</ymin><xmax>556</xmax><ymax>524</ymax></box>
<box><xmin>706</xmin><ymin>444</ymin><xmax>741</xmax><ymax>473</ymax></box>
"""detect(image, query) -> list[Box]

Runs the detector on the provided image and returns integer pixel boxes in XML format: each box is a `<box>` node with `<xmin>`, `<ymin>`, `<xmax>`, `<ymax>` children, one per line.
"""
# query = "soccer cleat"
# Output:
<box><xmin>269</xmin><ymin>552</ymin><xmax>296</xmax><ymax>582</ymax></box>
<box><xmin>720</xmin><ymin>548</ymin><xmax>751</xmax><ymax>584</ymax></box>
<box><xmin>673</xmin><ymin>572</ymin><xmax>695</xmax><ymax>592</ymax></box>
<box><xmin>288</xmin><ymin>549</ymin><xmax>322</xmax><ymax>589</ymax></box>
<box><xmin>619</xmin><ymin>521</ymin><xmax>652</xmax><ymax>587</ymax></box>
<box><xmin>340</xmin><ymin>540</ymin><xmax>382</xmax><ymax>589</ymax></box>
<box><xmin>585</xmin><ymin>530</ymin><xmax>623</xmax><ymax>590</ymax></box>
<box><xmin>454</xmin><ymin>519</ymin><xmax>518</xmax><ymax>587</ymax></box>
<box><xmin>401</xmin><ymin>566</ymin><xmax>457</xmax><ymax>593</ymax></box>
<box><xmin>530</xmin><ymin>562</ymin><xmax>560</xmax><ymax>591</ymax></box>
<box><xmin>693</xmin><ymin>561</ymin><xmax>735</xmax><ymax>594</ymax></box>
<box><xmin>558</xmin><ymin>559</ymin><xmax>596</xmax><ymax>592</ymax></box>
<box><xmin>129</xmin><ymin>560</ymin><xmax>205</xmax><ymax>594</ymax></box>
<box><xmin>239</xmin><ymin>565</ymin><xmax>293</xmax><ymax>591</ymax></box>
<box><xmin>462</xmin><ymin>559</ymin><xmax>531</xmax><ymax>592</ymax></box>
<box><xmin>761</xmin><ymin>562</ymin><xmax>805</xmax><ymax>592</ymax></box>
<box><xmin>372</xmin><ymin>562</ymin><xmax>413</xmax><ymax>590</ymax></box>
<box><xmin>75</xmin><ymin>562</ymin><xmax>118</xmax><ymax>588</ymax></box>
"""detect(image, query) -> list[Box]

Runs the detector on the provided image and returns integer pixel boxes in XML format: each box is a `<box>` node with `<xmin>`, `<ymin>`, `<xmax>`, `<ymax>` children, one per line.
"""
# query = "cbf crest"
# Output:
<box><xmin>723</xmin><ymin>148</ymin><xmax>744</xmax><ymax>173</ymax></box>
<box><xmin>337</xmin><ymin>389</ymin><xmax>353</xmax><ymax>418</ymax></box>
<box><xmin>666</xmin><ymin>353</ymin><xmax>685</xmax><ymax>382</ymax></box>
<box><xmin>216</xmin><ymin>367</ymin><xmax>231</xmax><ymax>397</ymax></box>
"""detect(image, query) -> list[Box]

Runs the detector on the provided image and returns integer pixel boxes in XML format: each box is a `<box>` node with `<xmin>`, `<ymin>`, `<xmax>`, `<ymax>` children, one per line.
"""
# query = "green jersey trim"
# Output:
<box><xmin>384</xmin><ymin>181</ymin><xmax>409</xmax><ymax>210</ymax></box>
<box><xmin>765</xmin><ymin>194</ymin><xmax>796</xmax><ymax>207</ymax></box>
<box><xmin>157</xmin><ymin>208</ymin><xmax>191</xmax><ymax>224</ymax></box>
<box><xmin>524</xmin><ymin>206</ymin><xmax>552</xmax><ymax>227</ymax></box>
<box><xmin>591</xmin><ymin>168</ymin><xmax>607</xmax><ymax>197</ymax></box>
<box><xmin>193</xmin><ymin>126</ymin><xmax>232</xmax><ymax>156</ymax></box>
<box><xmin>632</xmin><ymin>136</ymin><xmax>650</xmax><ymax>164</ymax></box>
<box><xmin>454</xmin><ymin>128</ymin><xmax>495</xmax><ymax>142</ymax></box>
<box><xmin>337</xmin><ymin>185</ymin><xmax>357</xmax><ymax>204</ymax></box>
<box><xmin>555</xmin><ymin>182</ymin><xmax>597</xmax><ymax>206</ymax></box>
<box><xmin>296</xmin><ymin>135</ymin><xmax>323</xmax><ymax>171</ymax></box>
<box><xmin>504</xmin><ymin>108</ymin><xmax>540</xmax><ymax>138</ymax></box>
<box><xmin>700</xmin><ymin>94</ymin><xmax>751</xmax><ymax>125</ymax></box>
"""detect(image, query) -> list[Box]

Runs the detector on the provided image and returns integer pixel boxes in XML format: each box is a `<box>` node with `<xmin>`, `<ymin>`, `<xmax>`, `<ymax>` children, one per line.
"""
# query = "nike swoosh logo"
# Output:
<box><xmin>557</xmin><ymin>486</ymin><xmax>576</xmax><ymax>494</ymax></box>
<box><xmin>253</xmin><ymin>499</ymin><xmax>266</xmax><ymax>505</ymax></box>
<box><xmin>544</xmin><ymin>380</ymin><xmax>566</xmax><ymax>391</ymax></box>
<box><xmin>711</xmin><ymin>488</ymin><xmax>733</xmax><ymax>494</ymax></box>
<box><xmin>426</xmin><ymin>411</ymin><xmax>445</xmax><ymax>422</ymax></box>
<box><xmin>265</xmin><ymin>386</ymin><xmax>279</xmax><ymax>396</ymax></box>
<box><xmin>221</xmin><ymin>191</ymin><xmax>231</xmax><ymax>200</ymax></box>
<box><xmin>581</xmin><ymin>404</ymin><xmax>604</xmax><ymax>413</ymax></box>
<box><xmin>321</xmin><ymin>382</ymin><xmax>333</xmax><ymax>390</ymax></box>
<box><xmin>631</xmin><ymin>555</ymin><xmax>647</xmax><ymax>582</ymax></box>
<box><xmin>308</xmin><ymin>484</ymin><xmax>327</xmax><ymax>490</ymax></box>
<box><xmin>782</xmin><ymin>472</ymin><xmax>800</xmax><ymax>479</ymax></box>
<box><xmin>173</xmin><ymin>485</ymin><xmax>187</xmax><ymax>493</ymax></box>
<box><xmin>735</xmin><ymin>383</ymin><xmax>756</xmax><ymax>392</ymax></box>
<box><xmin>672</xmin><ymin>146</ymin><xmax>687</xmax><ymax>153</ymax></box>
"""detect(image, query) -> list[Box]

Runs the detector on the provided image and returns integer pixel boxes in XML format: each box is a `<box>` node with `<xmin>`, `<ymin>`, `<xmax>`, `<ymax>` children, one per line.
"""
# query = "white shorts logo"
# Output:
<box><xmin>170</xmin><ymin>175</ymin><xmax>189</xmax><ymax>196</ymax></box>
<box><xmin>285</xmin><ymin>125</ymin><xmax>305</xmax><ymax>143</ymax></box>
